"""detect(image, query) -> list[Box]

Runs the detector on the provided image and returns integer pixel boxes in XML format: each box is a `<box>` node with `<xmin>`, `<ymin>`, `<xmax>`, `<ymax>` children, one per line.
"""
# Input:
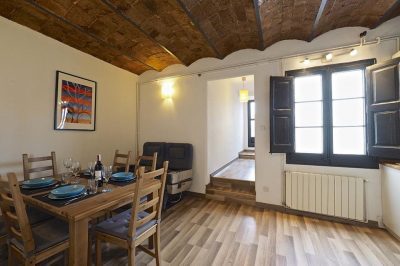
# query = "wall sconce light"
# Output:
<box><xmin>325</xmin><ymin>53</ymin><xmax>333</xmax><ymax>61</ymax></box>
<box><xmin>302</xmin><ymin>58</ymin><xmax>311</xmax><ymax>65</ymax></box>
<box><xmin>240</xmin><ymin>77</ymin><xmax>249</xmax><ymax>102</ymax></box>
<box><xmin>161</xmin><ymin>81</ymin><xmax>174</xmax><ymax>99</ymax></box>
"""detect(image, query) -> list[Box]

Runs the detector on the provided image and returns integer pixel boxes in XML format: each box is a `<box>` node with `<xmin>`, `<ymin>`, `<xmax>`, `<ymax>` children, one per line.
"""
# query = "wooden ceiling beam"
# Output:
<box><xmin>100</xmin><ymin>0</ymin><xmax>184</xmax><ymax>66</ymax></box>
<box><xmin>175</xmin><ymin>0</ymin><xmax>223</xmax><ymax>59</ymax></box>
<box><xmin>308</xmin><ymin>0</ymin><xmax>328</xmax><ymax>41</ymax></box>
<box><xmin>372</xmin><ymin>0</ymin><xmax>400</xmax><ymax>28</ymax></box>
<box><xmin>25</xmin><ymin>0</ymin><xmax>157</xmax><ymax>71</ymax></box>
<box><xmin>253</xmin><ymin>0</ymin><xmax>265</xmax><ymax>50</ymax></box>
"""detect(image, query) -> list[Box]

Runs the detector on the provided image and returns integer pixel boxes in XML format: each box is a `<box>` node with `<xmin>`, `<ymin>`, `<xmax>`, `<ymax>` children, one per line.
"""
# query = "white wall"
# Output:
<box><xmin>0</xmin><ymin>17</ymin><xmax>138</xmax><ymax>180</ymax></box>
<box><xmin>382</xmin><ymin>166</ymin><xmax>400</xmax><ymax>235</ymax></box>
<box><xmin>139</xmin><ymin>17</ymin><xmax>400</xmax><ymax>222</ymax></box>
<box><xmin>207</xmin><ymin>77</ymin><xmax>245</xmax><ymax>174</ymax></box>
<box><xmin>138</xmin><ymin>77</ymin><xmax>207</xmax><ymax>193</ymax></box>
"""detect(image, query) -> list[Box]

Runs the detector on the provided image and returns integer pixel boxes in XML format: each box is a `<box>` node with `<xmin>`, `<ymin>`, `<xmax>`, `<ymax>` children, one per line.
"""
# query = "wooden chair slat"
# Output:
<box><xmin>134</xmin><ymin>152</ymin><xmax>158</xmax><ymax>174</ymax></box>
<box><xmin>112</xmin><ymin>150</ymin><xmax>132</xmax><ymax>173</ymax></box>
<box><xmin>23</xmin><ymin>152</ymin><xmax>58</xmax><ymax>181</ymax></box>
<box><xmin>138</xmin><ymin>197</ymin><xmax>159</xmax><ymax>212</ymax></box>
<box><xmin>10</xmin><ymin>227</ymin><xmax>23</xmax><ymax>239</ymax></box>
<box><xmin>28</xmin><ymin>166</ymin><xmax>53</xmax><ymax>173</ymax></box>
<box><xmin>136</xmin><ymin>211</ymin><xmax>157</xmax><ymax>228</ymax></box>
<box><xmin>6</xmin><ymin>211</ymin><xmax>18</xmax><ymax>221</ymax></box>
<box><xmin>28</xmin><ymin>156</ymin><xmax>52</xmax><ymax>162</ymax></box>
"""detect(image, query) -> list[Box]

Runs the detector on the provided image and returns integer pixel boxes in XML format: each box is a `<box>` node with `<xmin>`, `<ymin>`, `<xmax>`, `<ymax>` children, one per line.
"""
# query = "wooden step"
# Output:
<box><xmin>239</xmin><ymin>150</ymin><xmax>255</xmax><ymax>159</ymax></box>
<box><xmin>205</xmin><ymin>186</ymin><xmax>256</xmax><ymax>206</ymax></box>
<box><xmin>210</xmin><ymin>176</ymin><xmax>255</xmax><ymax>193</ymax></box>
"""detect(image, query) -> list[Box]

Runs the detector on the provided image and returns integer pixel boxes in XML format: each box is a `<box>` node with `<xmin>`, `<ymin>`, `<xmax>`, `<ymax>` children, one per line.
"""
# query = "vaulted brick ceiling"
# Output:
<box><xmin>1</xmin><ymin>0</ymin><xmax>399</xmax><ymax>74</ymax></box>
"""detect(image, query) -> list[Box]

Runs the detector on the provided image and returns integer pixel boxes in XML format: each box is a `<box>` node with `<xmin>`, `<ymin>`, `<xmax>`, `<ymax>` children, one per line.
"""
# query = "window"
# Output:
<box><xmin>286</xmin><ymin>60</ymin><xmax>378</xmax><ymax>168</ymax></box>
<box><xmin>248</xmin><ymin>100</ymin><xmax>255</xmax><ymax>147</ymax></box>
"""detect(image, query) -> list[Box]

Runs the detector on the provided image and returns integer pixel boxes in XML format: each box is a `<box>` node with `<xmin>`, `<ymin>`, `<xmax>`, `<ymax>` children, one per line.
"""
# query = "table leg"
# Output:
<box><xmin>69</xmin><ymin>218</ymin><xmax>89</xmax><ymax>266</ymax></box>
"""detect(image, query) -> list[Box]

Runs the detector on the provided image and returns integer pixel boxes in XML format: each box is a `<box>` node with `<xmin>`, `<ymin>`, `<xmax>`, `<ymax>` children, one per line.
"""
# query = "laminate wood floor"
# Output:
<box><xmin>214</xmin><ymin>159</ymin><xmax>255</xmax><ymax>182</ymax></box>
<box><xmin>2</xmin><ymin>196</ymin><xmax>400</xmax><ymax>265</ymax></box>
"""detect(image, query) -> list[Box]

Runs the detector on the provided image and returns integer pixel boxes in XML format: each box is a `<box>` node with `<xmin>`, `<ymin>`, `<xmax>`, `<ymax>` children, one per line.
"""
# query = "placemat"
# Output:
<box><xmin>20</xmin><ymin>181</ymin><xmax>61</xmax><ymax>196</ymax></box>
<box><xmin>32</xmin><ymin>190</ymin><xmax>97</xmax><ymax>207</ymax></box>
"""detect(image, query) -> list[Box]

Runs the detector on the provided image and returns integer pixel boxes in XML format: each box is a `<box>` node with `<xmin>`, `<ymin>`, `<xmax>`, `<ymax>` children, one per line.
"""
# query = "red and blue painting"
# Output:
<box><xmin>55</xmin><ymin>71</ymin><xmax>96</xmax><ymax>131</ymax></box>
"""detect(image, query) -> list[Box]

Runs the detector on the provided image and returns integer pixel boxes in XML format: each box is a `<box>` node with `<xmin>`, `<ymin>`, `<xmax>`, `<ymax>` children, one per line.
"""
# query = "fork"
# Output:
<box><xmin>63</xmin><ymin>193</ymin><xmax>88</xmax><ymax>206</ymax></box>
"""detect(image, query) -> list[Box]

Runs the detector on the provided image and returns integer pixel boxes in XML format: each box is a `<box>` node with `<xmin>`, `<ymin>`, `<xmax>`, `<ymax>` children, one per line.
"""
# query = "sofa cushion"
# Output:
<box><xmin>165</xmin><ymin>143</ymin><xmax>193</xmax><ymax>170</ymax></box>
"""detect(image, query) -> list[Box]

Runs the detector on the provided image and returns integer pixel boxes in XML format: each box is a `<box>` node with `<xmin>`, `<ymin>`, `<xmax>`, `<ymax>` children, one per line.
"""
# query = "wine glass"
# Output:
<box><xmin>88</xmin><ymin>162</ymin><xmax>96</xmax><ymax>178</ymax></box>
<box><xmin>63</xmin><ymin>157</ymin><xmax>72</xmax><ymax>174</ymax></box>
<box><xmin>102</xmin><ymin>166</ymin><xmax>113</xmax><ymax>193</ymax></box>
<box><xmin>71</xmin><ymin>161</ymin><xmax>81</xmax><ymax>184</ymax></box>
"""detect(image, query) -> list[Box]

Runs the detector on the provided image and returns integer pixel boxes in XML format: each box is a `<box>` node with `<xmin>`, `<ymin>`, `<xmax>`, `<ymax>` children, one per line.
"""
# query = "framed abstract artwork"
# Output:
<box><xmin>54</xmin><ymin>71</ymin><xmax>97</xmax><ymax>131</ymax></box>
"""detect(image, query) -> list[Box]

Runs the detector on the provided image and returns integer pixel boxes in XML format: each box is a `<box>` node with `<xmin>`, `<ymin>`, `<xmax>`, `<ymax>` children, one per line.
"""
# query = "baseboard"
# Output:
<box><xmin>210</xmin><ymin>157</ymin><xmax>238</xmax><ymax>177</ymax></box>
<box><xmin>383</xmin><ymin>223</ymin><xmax>400</xmax><ymax>241</ymax></box>
<box><xmin>256</xmin><ymin>202</ymin><xmax>379</xmax><ymax>228</ymax></box>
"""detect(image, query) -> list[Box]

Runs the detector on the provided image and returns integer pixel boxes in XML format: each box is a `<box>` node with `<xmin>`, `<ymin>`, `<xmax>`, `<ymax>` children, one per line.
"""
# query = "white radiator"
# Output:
<box><xmin>285</xmin><ymin>171</ymin><xmax>365</xmax><ymax>221</ymax></box>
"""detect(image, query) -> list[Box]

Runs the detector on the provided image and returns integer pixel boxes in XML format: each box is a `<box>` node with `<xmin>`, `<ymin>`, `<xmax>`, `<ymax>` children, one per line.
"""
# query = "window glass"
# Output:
<box><xmin>250</xmin><ymin>101</ymin><xmax>255</xmax><ymax>119</ymax></box>
<box><xmin>332</xmin><ymin>99</ymin><xmax>365</xmax><ymax>126</ymax></box>
<box><xmin>295</xmin><ymin>128</ymin><xmax>323</xmax><ymax>154</ymax></box>
<box><xmin>295</xmin><ymin>102</ymin><xmax>323</xmax><ymax>127</ymax></box>
<box><xmin>294</xmin><ymin>75</ymin><xmax>323</xmax><ymax>102</ymax></box>
<box><xmin>332</xmin><ymin>70</ymin><xmax>364</xmax><ymax>99</ymax></box>
<box><xmin>250</xmin><ymin>120</ymin><xmax>255</xmax><ymax>138</ymax></box>
<box><xmin>333</xmin><ymin>127</ymin><xmax>366</xmax><ymax>155</ymax></box>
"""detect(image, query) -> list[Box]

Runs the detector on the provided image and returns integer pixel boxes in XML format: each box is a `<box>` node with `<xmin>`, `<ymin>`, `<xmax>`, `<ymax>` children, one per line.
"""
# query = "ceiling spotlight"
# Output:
<box><xmin>325</xmin><ymin>53</ymin><xmax>333</xmax><ymax>61</ymax></box>
<box><xmin>303</xmin><ymin>58</ymin><xmax>310</xmax><ymax>65</ymax></box>
<box><xmin>350</xmin><ymin>48</ymin><xmax>358</xmax><ymax>57</ymax></box>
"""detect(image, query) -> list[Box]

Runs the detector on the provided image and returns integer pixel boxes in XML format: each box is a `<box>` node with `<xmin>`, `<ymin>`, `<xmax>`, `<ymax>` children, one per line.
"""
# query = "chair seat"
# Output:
<box><xmin>11</xmin><ymin>218</ymin><xmax>68</xmax><ymax>254</ymax></box>
<box><xmin>27</xmin><ymin>206</ymin><xmax>53</xmax><ymax>225</ymax></box>
<box><xmin>96</xmin><ymin>210</ymin><xmax>156</xmax><ymax>240</ymax></box>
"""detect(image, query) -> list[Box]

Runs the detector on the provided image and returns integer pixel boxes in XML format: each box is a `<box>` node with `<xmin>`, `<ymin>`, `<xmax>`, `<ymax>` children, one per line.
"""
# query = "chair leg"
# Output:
<box><xmin>64</xmin><ymin>249</ymin><xmax>69</xmax><ymax>265</ymax></box>
<box><xmin>25</xmin><ymin>257</ymin><xmax>35</xmax><ymax>266</ymax></box>
<box><xmin>128</xmin><ymin>246</ymin><xmax>136</xmax><ymax>266</ymax></box>
<box><xmin>7</xmin><ymin>247</ymin><xmax>13</xmax><ymax>266</ymax></box>
<box><xmin>95</xmin><ymin>238</ymin><xmax>102</xmax><ymax>266</ymax></box>
<box><xmin>154</xmin><ymin>228</ymin><xmax>161</xmax><ymax>266</ymax></box>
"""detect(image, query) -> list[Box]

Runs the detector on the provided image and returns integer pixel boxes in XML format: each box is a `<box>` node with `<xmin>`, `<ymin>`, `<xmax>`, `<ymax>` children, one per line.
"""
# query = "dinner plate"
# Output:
<box><xmin>21</xmin><ymin>180</ymin><xmax>58</xmax><ymax>189</ymax></box>
<box><xmin>50</xmin><ymin>184</ymin><xmax>85</xmax><ymax>198</ymax></box>
<box><xmin>110</xmin><ymin>176</ymin><xmax>134</xmax><ymax>182</ymax></box>
<box><xmin>112</xmin><ymin>172</ymin><xmax>134</xmax><ymax>180</ymax></box>
<box><xmin>22</xmin><ymin>177</ymin><xmax>54</xmax><ymax>188</ymax></box>
<box><xmin>48</xmin><ymin>190</ymin><xmax>86</xmax><ymax>200</ymax></box>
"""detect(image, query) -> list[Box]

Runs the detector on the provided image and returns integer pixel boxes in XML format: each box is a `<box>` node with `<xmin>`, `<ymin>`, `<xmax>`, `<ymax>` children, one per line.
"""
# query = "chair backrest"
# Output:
<box><xmin>22</xmin><ymin>152</ymin><xmax>58</xmax><ymax>181</ymax></box>
<box><xmin>142</xmin><ymin>142</ymin><xmax>166</xmax><ymax>169</ymax></box>
<box><xmin>112</xmin><ymin>150</ymin><xmax>132</xmax><ymax>172</ymax></box>
<box><xmin>134</xmin><ymin>152</ymin><xmax>158</xmax><ymax>174</ymax></box>
<box><xmin>0</xmin><ymin>173</ymin><xmax>35</xmax><ymax>254</ymax></box>
<box><xmin>128</xmin><ymin>161</ymin><xmax>168</xmax><ymax>239</ymax></box>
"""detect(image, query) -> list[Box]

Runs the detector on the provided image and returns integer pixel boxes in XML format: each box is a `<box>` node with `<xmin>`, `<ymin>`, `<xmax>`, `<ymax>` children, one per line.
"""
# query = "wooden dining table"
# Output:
<box><xmin>21</xmin><ymin>176</ymin><xmax>159</xmax><ymax>266</ymax></box>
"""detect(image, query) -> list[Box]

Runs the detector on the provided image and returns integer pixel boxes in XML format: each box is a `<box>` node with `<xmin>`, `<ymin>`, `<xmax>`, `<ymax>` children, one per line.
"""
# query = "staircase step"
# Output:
<box><xmin>206</xmin><ymin>186</ymin><xmax>256</xmax><ymax>200</ymax></box>
<box><xmin>239</xmin><ymin>150</ymin><xmax>255</xmax><ymax>159</ymax></box>
<box><xmin>210</xmin><ymin>177</ymin><xmax>255</xmax><ymax>193</ymax></box>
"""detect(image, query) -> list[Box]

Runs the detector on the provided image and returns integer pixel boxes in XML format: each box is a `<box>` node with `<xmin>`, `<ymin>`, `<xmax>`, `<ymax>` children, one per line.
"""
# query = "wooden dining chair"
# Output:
<box><xmin>134</xmin><ymin>152</ymin><xmax>158</xmax><ymax>174</ymax></box>
<box><xmin>112</xmin><ymin>150</ymin><xmax>132</xmax><ymax>173</ymax></box>
<box><xmin>95</xmin><ymin>161</ymin><xmax>169</xmax><ymax>266</ymax></box>
<box><xmin>0</xmin><ymin>173</ymin><xmax>69</xmax><ymax>266</ymax></box>
<box><xmin>22</xmin><ymin>152</ymin><xmax>58</xmax><ymax>181</ymax></box>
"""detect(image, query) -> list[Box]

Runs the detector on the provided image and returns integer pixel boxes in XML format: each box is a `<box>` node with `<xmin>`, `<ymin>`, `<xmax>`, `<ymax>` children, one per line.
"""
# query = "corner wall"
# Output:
<box><xmin>0</xmin><ymin>17</ymin><xmax>138</xmax><ymax>179</ymax></box>
<box><xmin>207</xmin><ymin>78</ymin><xmax>245</xmax><ymax>175</ymax></box>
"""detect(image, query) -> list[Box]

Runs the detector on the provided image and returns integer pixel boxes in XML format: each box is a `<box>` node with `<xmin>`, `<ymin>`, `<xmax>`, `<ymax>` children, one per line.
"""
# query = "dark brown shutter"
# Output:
<box><xmin>270</xmin><ymin>76</ymin><xmax>294</xmax><ymax>153</ymax></box>
<box><xmin>366</xmin><ymin>58</ymin><xmax>400</xmax><ymax>159</ymax></box>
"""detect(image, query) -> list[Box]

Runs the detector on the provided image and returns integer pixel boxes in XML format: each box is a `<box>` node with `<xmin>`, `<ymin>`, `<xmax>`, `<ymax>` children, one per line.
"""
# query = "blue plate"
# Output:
<box><xmin>50</xmin><ymin>184</ymin><xmax>85</xmax><ymax>198</ymax></box>
<box><xmin>111</xmin><ymin>172</ymin><xmax>134</xmax><ymax>180</ymax></box>
<box><xmin>110</xmin><ymin>176</ymin><xmax>134</xmax><ymax>182</ymax></box>
<box><xmin>22</xmin><ymin>177</ymin><xmax>54</xmax><ymax>188</ymax></box>
<box><xmin>21</xmin><ymin>180</ymin><xmax>58</xmax><ymax>189</ymax></box>
<box><xmin>48</xmin><ymin>190</ymin><xmax>86</xmax><ymax>200</ymax></box>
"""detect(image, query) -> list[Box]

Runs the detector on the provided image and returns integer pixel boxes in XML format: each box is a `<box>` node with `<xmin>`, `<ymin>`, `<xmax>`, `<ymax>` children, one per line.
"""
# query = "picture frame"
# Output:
<box><xmin>54</xmin><ymin>71</ymin><xmax>97</xmax><ymax>131</ymax></box>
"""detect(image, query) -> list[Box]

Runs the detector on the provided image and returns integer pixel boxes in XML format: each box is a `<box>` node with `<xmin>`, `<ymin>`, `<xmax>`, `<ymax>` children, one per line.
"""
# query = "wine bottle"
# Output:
<box><xmin>95</xmin><ymin>154</ymin><xmax>104</xmax><ymax>187</ymax></box>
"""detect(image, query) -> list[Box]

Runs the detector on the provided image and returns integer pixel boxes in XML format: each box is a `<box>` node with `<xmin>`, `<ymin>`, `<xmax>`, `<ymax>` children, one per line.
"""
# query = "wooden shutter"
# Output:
<box><xmin>270</xmin><ymin>76</ymin><xmax>294</xmax><ymax>153</ymax></box>
<box><xmin>366</xmin><ymin>58</ymin><xmax>400</xmax><ymax>159</ymax></box>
